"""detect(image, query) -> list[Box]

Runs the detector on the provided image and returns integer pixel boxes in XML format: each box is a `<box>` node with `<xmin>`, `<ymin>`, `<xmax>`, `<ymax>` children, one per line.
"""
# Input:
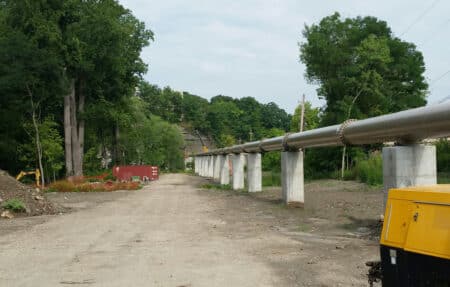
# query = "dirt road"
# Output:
<box><xmin>0</xmin><ymin>174</ymin><xmax>380</xmax><ymax>286</ymax></box>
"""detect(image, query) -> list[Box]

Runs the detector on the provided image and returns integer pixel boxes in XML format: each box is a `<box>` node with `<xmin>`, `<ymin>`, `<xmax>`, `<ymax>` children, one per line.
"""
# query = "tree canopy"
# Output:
<box><xmin>300</xmin><ymin>12</ymin><xmax>428</xmax><ymax>126</ymax></box>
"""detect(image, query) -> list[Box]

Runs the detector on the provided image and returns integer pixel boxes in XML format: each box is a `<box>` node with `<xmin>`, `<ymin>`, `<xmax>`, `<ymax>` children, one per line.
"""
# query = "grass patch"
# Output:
<box><xmin>2</xmin><ymin>199</ymin><xmax>26</xmax><ymax>213</ymax></box>
<box><xmin>438</xmin><ymin>172</ymin><xmax>450</xmax><ymax>184</ymax></box>
<box><xmin>200</xmin><ymin>183</ymin><xmax>232</xmax><ymax>190</ymax></box>
<box><xmin>262</xmin><ymin>171</ymin><xmax>281</xmax><ymax>187</ymax></box>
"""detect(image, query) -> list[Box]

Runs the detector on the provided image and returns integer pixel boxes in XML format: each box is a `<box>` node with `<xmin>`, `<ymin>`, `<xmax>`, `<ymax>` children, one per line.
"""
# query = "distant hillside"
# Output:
<box><xmin>179</xmin><ymin>126</ymin><xmax>216</xmax><ymax>156</ymax></box>
<box><xmin>139</xmin><ymin>82</ymin><xmax>292</xmax><ymax>149</ymax></box>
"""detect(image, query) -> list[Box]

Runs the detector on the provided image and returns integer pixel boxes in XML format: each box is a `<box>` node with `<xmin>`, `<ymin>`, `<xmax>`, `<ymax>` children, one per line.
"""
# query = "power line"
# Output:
<box><xmin>419</xmin><ymin>18</ymin><xmax>450</xmax><ymax>46</ymax></box>
<box><xmin>438</xmin><ymin>95</ymin><xmax>450</xmax><ymax>103</ymax></box>
<box><xmin>430</xmin><ymin>69</ymin><xmax>450</xmax><ymax>87</ymax></box>
<box><xmin>400</xmin><ymin>0</ymin><xmax>441</xmax><ymax>37</ymax></box>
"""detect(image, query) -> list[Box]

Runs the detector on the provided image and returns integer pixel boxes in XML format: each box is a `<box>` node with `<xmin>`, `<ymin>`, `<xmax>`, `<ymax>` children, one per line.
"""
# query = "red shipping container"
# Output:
<box><xmin>112</xmin><ymin>165</ymin><xmax>159</xmax><ymax>181</ymax></box>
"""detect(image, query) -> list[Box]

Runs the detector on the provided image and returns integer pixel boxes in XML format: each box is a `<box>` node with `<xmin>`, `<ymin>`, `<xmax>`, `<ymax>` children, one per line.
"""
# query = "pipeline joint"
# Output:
<box><xmin>282</xmin><ymin>133</ymin><xmax>297</xmax><ymax>151</ymax></box>
<box><xmin>338</xmin><ymin>119</ymin><xmax>357</xmax><ymax>145</ymax></box>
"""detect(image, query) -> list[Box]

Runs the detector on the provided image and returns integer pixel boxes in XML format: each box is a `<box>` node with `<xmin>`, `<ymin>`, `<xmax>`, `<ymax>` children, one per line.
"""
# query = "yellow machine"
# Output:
<box><xmin>379</xmin><ymin>185</ymin><xmax>450</xmax><ymax>286</ymax></box>
<box><xmin>16</xmin><ymin>169</ymin><xmax>41</xmax><ymax>187</ymax></box>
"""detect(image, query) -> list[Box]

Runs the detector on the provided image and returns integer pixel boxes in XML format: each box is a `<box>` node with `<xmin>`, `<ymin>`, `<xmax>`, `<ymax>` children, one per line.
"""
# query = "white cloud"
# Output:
<box><xmin>121</xmin><ymin>0</ymin><xmax>450</xmax><ymax>113</ymax></box>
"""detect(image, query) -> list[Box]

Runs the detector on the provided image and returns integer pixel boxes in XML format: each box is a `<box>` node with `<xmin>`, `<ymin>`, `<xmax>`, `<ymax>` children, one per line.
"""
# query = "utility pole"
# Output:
<box><xmin>299</xmin><ymin>94</ymin><xmax>305</xmax><ymax>132</ymax></box>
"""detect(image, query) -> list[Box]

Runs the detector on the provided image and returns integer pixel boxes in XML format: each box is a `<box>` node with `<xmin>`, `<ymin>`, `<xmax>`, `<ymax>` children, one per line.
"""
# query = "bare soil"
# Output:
<box><xmin>0</xmin><ymin>174</ymin><xmax>382</xmax><ymax>286</ymax></box>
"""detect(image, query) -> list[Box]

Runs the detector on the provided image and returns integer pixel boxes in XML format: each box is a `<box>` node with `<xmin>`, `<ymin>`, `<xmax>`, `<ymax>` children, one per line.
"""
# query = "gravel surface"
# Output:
<box><xmin>0</xmin><ymin>174</ymin><xmax>382</xmax><ymax>286</ymax></box>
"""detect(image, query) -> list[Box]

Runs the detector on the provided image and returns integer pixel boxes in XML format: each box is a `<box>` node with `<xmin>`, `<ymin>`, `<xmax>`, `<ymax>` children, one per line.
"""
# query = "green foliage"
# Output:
<box><xmin>2</xmin><ymin>199</ymin><xmax>26</xmax><ymax>213</ymax></box>
<box><xmin>262</xmin><ymin>152</ymin><xmax>281</xmax><ymax>172</ymax></box>
<box><xmin>438</xmin><ymin>173</ymin><xmax>450</xmax><ymax>184</ymax></box>
<box><xmin>201</xmin><ymin>183</ymin><xmax>232</xmax><ymax>190</ymax></box>
<box><xmin>0</xmin><ymin>0</ymin><xmax>154</xmax><ymax>178</ymax></box>
<box><xmin>139</xmin><ymin>84</ymin><xmax>292</xmax><ymax>147</ymax></box>
<box><xmin>118</xmin><ymin>97</ymin><xmax>185</xmax><ymax>171</ymax></box>
<box><xmin>262</xmin><ymin>171</ymin><xmax>281</xmax><ymax>187</ymax></box>
<box><xmin>18</xmin><ymin>117</ymin><xmax>64</xmax><ymax>180</ymax></box>
<box><xmin>290</xmin><ymin>102</ymin><xmax>320</xmax><ymax>132</ymax></box>
<box><xmin>261</xmin><ymin>129</ymin><xmax>285</xmax><ymax>172</ymax></box>
<box><xmin>436</xmin><ymin>139</ymin><xmax>450</xmax><ymax>173</ymax></box>
<box><xmin>354</xmin><ymin>152</ymin><xmax>383</xmax><ymax>186</ymax></box>
<box><xmin>299</xmin><ymin>13</ymin><xmax>428</xmax><ymax>177</ymax></box>
<box><xmin>300</xmin><ymin>13</ymin><xmax>427</xmax><ymax>127</ymax></box>
<box><xmin>83</xmin><ymin>147</ymin><xmax>103</xmax><ymax>175</ymax></box>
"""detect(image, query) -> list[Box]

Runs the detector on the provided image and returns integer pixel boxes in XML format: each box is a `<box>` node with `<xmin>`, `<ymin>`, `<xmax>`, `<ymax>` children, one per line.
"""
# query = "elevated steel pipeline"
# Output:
<box><xmin>196</xmin><ymin>101</ymin><xmax>450</xmax><ymax>155</ymax></box>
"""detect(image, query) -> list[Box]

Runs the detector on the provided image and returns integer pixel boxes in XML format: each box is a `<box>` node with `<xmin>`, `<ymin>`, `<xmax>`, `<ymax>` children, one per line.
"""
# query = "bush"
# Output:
<box><xmin>2</xmin><ymin>199</ymin><xmax>26</xmax><ymax>212</ymax></box>
<box><xmin>355</xmin><ymin>152</ymin><xmax>382</xmax><ymax>186</ymax></box>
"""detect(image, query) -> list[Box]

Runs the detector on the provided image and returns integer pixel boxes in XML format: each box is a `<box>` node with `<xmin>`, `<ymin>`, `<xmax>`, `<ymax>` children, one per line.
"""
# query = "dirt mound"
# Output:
<box><xmin>0</xmin><ymin>170</ymin><xmax>60</xmax><ymax>218</ymax></box>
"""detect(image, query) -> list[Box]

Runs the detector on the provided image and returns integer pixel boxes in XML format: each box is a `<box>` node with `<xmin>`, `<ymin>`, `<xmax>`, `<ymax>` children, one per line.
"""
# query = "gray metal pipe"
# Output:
<box><xmin>197</xmin><ymin>101</ymin><xmax>450</xmax><ymax>156</ymax></box>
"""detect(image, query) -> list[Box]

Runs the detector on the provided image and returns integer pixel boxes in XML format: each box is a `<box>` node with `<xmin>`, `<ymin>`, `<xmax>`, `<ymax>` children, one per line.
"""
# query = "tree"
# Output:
<box><xmin>234</xmin><ymin>97</ymin><xmax>263</xmax><ymax>141</ymax></box>
<box><xmin>19</xmin><ymin>118</ymin><xmax>64</xmax><ymax>183</ymax></box>
<box><xmin>207</xmin><ymin>100</ymin><xmax>242</xmax><ymax>146</ymax></box>
<box><xmin>261</xmin><ymin>102</ymin><xmax>291</xmax><ymax>132</ymax></box>
<box><xmin>60</xmin><ymin>0</ymin><xmax>153</xmax><ymax>176</ymax></box>
<box><xmin>0</xmin><ymin>0</ymin><xmax>66</xmax><ymax>181</ymax></box>
<box><xmin>300</xmin><ymin>12</ymin><xmax>427</xmax><ymax>126</ymax></box>
<box><xmin>300</xmin><ymin>12</ymin><xmax>428</xmax><ymax>176</ymax></box>
<box><xmin>180</xmin><ymin>92</ymin><xmax>210</xmax><ymax>132</ymax></box>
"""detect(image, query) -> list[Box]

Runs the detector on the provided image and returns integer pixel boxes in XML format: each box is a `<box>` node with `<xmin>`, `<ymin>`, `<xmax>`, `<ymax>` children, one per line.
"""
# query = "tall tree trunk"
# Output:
<box><xmin>70</xmin><ymin>80</ymin><xmax>82</xmax><ymax>176</ymax></box>
<box><xmin>113</xmin><ymin>123</ymin><xmax>120</xmax><ymax>164</ymax></box>
<box><xmin>77</xmin><ymin>78</ymin><xmax>85</xmax><ymax>175</ymax></box>
<box><xmin>27</xmin><ymin>84</ymin><xmax>45</xmax><ymax>188</ymax></box>
<box><xmin>64</xmin><ymin>81</ymin><xmax>74</xmax><ymax>176</ymax></box>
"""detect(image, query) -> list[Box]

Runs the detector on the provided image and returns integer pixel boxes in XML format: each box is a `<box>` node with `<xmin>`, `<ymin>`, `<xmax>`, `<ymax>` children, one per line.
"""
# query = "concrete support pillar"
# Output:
<box><xmin>207</xmin><ymin>156</ymin><xmax>213</xmax><ymax>177</ymax></box>
<box><xmin>201</xmin><ymin>157</ymin><xmax>207</xmax><ymax>177</ymax></box>
<box><xmin>199</xmin><ymin>157</ymin><xmax>204</xmax><ymax>176</ymax></box>
<box><xmin>281</xmin><ymin>150</ymin><xmax>304</xmax><ymax>207</ymax></box>
<box><xmin>247</xmin><ymin>153</ymin><xmax>262</xmax><ymax>192</ymax></box>
<box><xmin>232</xmin><ymin>153</ymin><xmax>245</xmax><ymax>190</ymax></box>
<box><xmin>220</xmin><ymin>155</ymin><xmax>230</xmax><ymax>185</ymax></box>
<box><xmin>383</xmin><ymin>144</ymin><xmax>437</xmax><ymax>202</ymax></box>
<box><xmin>213</xmin><ymin>155</ymin><xmax>222</xmax><ymax>182</ymax></box>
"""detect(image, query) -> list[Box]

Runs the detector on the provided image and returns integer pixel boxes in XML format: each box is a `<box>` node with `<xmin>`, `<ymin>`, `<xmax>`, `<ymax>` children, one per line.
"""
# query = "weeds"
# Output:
<box><xmin>2</xmin><ymin>199</ymin><xmax>26</xmax><ymax>212</ymax></box>
<box><xmin>47</xmin><ymin>180</ymin><xmax>141</xmax><ymax>192</ymax></box>
<box><xmin>201</xmin><ymin>183</ymin><xmax>232</xmax><ymax>190</ymax></box>
<box><xmin>354</xmin><ymin>152</ymin><xmax>382</xmax><ymax>186</ymax></box>
<box><xmin>262</xmin><ymin>171</ymin><xmax>281</xmax><ymax>187</ymax></box>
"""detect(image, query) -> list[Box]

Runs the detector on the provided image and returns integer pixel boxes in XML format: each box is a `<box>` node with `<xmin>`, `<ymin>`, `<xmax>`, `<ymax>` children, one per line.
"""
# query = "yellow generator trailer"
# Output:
<box><xmin>380</xmin><ymin>185</ymin><xmax>450</xmax><ymax>286</ymax></box>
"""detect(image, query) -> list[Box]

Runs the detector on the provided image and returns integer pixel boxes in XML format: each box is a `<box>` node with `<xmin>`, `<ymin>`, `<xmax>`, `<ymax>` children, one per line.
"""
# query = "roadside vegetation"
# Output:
<box><xmin>2</xmin><ymin>199</ymin><xmax>26</xmax><ymax>213</ymax></box>
<box><xmin>1</xmin><ymin>3</ymin><xmax>447</xmax><ymax>188</ymax></box>
<box><xmin>47</xmin><ymin>179</ymin><xmax>141</xmax><ymax>193</ymax></box>
<box><xmin>200</xmin><ymin>183</ymin><xmax>232</xmax><ymax>191</ymax></box>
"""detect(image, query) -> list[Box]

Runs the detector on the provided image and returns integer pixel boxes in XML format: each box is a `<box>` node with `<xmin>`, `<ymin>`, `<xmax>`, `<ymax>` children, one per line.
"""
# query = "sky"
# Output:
<box><xmin>119</xmin><ymin>0</ymin><xmax>450</xmax><ymax>114</ymax></box>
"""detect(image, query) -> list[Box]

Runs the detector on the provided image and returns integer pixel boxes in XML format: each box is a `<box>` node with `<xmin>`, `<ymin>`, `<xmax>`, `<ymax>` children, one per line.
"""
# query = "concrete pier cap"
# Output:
<box><xmin>382</xmin><ymin>144</ymin><xmax>437</xmax><ymax>203</ymax></box>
